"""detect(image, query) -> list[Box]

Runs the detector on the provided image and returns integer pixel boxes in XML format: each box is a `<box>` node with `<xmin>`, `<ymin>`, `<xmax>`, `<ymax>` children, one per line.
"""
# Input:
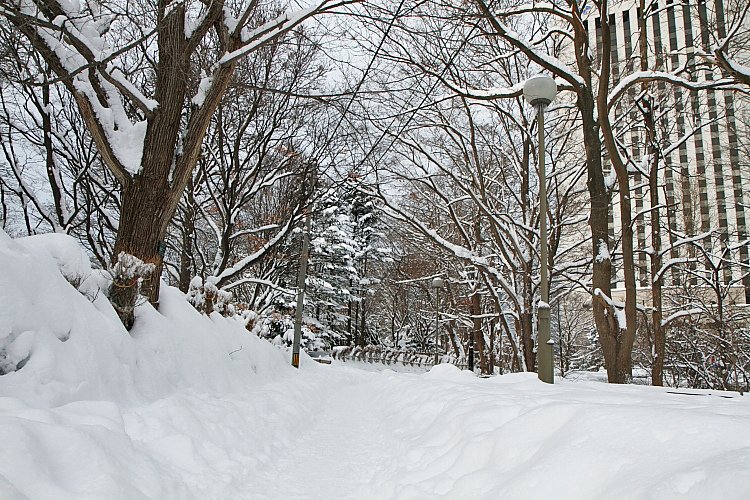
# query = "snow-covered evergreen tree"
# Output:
<box><xmin>347</xmin><ymin>187</ymin><xmax>392</xmax><ymax>345</ymax></box>
<box><xmin>307</xmin><ymin>192</ymin><xmax>359</xmax><ymax>336</ymax></box>
<box><xmin>303</xmin><ymin>181</ymin><xmax>392</xmax><ymax>346</ymax></box>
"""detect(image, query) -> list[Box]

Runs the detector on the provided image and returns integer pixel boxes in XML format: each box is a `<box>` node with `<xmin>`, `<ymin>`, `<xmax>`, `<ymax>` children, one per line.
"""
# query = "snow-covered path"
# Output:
<box><xmin>246</xmin><ymin>368</ymin><xmax>388</xmax><ymax>499</ymax></box>
<box><xmin>121</xmin><ymin>360</ymin><xmax>750</xmax><ymax>500</ymax></box>
<box><xmin>3</xmin><ymin>231</ymin><xmax>750</xmax><ymax>499</ymax></box>
<box><xmin>284</xmin><ymin>362</ymin><xmax>750</xmax><ymax>500</ymax></box>
<box><xmin>5</xmin><ymin>354</ymin><xmax>750</xmax><ymax>499</ymax></box>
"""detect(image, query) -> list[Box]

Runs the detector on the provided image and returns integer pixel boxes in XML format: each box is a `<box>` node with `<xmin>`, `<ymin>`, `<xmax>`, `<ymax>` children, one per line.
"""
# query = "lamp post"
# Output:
<box><xmin>430</xmin><ymin>277</ymin><xmax>444</xmax><ymax>365</ymax></box>
<box><xmin>523</xmin><ymin>74</ymin><xmax>557</xmax><ymax>384</ymax></box>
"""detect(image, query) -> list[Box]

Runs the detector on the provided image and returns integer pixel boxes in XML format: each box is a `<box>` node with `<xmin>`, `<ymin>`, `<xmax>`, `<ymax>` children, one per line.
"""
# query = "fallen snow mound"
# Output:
<box><xmin>0</xmin><ymin>230</ymin><xmax>292</xmax><ymax>408</ymax></box>
<box><xmin>0</xmin><ymin>230</ymin><xmax>311</xmax><ymax>498</ymax></box>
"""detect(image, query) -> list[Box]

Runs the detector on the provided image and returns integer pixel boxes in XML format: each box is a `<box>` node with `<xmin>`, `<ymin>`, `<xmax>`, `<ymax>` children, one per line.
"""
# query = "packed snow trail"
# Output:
<box><xmin>244</xmin><ymin>368</ymin><xmax>390</xmax><ymax>499</ymax></box>
<box><xmin>124</xmin><ymin>361</ymin><xmax>750</xmax><ymax>500</ymax></box>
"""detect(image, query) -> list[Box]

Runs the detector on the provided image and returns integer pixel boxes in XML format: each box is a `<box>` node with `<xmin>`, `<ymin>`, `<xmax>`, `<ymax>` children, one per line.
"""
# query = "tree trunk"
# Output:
<box><xmin>519</xmin><ymin>310</ymin><xmax>534</xmax><ymax>372</ymax></box>
<box><xmin>107</xmin><ymin>5</ymin><xmax>189</xmax><ymax>325</ymax></box>
<box><xmin>643</xmin><ymin>98</ymin><xmax>665</xmax><ymax>385</ymax></box>
<box><xmin>633</xmin><ymin>0</ymin><xmax>665</xmax><ymax>387</ymax></box>
<box><xmin>348</xmin><ymin>296</ymin><xmax>353</xmax><ymax>343</ymax></box>
<box><xmin>178</xmin><ymin>176</ymin><xmax>197</xmax><ymax>293</ymax></box>
<box><xmin>446</xmin><ymin>290</ymin><xmax>464</xmax><ymax>359</ymax></box>
<box><xmin>447</xmin><ymin>320</ymin><xmax>462</xmax><ymax>358</ymax></box>
<box><xmin>597</xmin><ymin>3</ymin><xmax>639</xmax><ymax>383</ymax></box>
<box><xmin>614</xmin><ymin>179</ymin><xmax>637</xmax><ymax>383</ymax></box>
<box><xmin>42</xmin><ymin>74</ymin><xmax>65</xmax><ymax>230</ymax></box>
<box><xmin>360</xmin><ymin>254</ymin><xmax>368</xmax><ymax>343</ymax></box>
<box><xmin>110</xmin><ymin>177</ymin><xmax>172</xmax><ymax>325</ymax></box>
<box><xmin>488</xmin><ymin>319</ymin><xmax>495</xmax><ymax>374</ymax></box>
<box><xmin>360</xmin><ymin>298</ymin><xmax>366</xmax><ymax>345</ymax></box>
<box><xmin>650</xmin><ymin>161</ymin><xmax>665</xmax><ymax>385</ymax></box>
<box><xmin>518</xmin><ymin>262</ymin><xmax>536</xmax><ymax>372</ymax></box>
<box><xmin>581</xmin><ymin>90</ymin><xmax>625</xmax><ymax>383</ymax></box>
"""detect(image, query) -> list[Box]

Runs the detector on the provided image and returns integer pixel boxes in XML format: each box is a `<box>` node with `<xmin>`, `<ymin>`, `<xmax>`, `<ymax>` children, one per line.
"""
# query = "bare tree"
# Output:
<box><xmin>663</xmin><ymin>237</ymin><xmax>750</xmax><ymax>392</ymax></box>
<box><xmin>0</xmin><ymin>23</ymin><xmax>118</xmax><ymax>262</ymax></box>
<box><xmin>166</xmin><ymin>26</ymin><xmax>328</xmax><ymax>296</ymax></box>
<box><xmin>1</xmin><ymin>0</ymin><xmax>358</xmax><ymax>327</ymax></box>
<box><xmin>471</xmin><ymin>0</ymin><xmax>740</xmax><ymax>382</ymax></box>
<box><xmin>333</xmin><ymin>0</ymin><xmax>591</xmax><ymax>374</ymax></box>
<box><xmin>552</xmin><ymin>293</ymin><xmax>600</xmax><ymax>376</ymax></box>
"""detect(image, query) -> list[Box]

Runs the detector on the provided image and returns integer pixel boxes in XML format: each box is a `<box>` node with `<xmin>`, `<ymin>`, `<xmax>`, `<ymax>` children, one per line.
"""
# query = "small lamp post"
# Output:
<box><xmin>523</xmin><ymin>74</ymin><xmax>557</xmax><ymax>384</ymax></box>
<box><xmin>430</xmin><ymin>277</ymin><xmax>444</xmax><ymax>365</ymax></box>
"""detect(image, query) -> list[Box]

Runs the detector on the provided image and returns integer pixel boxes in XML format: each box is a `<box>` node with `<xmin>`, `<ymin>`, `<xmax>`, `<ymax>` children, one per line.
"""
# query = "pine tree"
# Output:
<box><xmin>303</xmin><ymin>182</ymin><xmax>392</xmax><ymax>346</ymax></box>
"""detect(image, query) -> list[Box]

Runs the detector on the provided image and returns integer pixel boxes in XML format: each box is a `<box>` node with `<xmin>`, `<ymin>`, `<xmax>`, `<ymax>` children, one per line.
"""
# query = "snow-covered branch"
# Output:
<box><xmin>214</xmin><ymin>205</ymin><xmax>304</xmax><ymax>287</ymax></box>
<box><xmin>607</xmin><ymin>69</ymin><xmax>738</xmax><ymax>112</ymax></box>
<box><xmin>711</xmin><ymin>0</ymin><xmax>750</xmax><ymax>88</ymax></box>
<box><xmin>662</xmin><ymin>308</ymin><xmax>704</xmax><ymax>327</ymax></box>
<box><xmin>654</xmin><ymin>257</ymin><xmax>698</xmax><ymax>283</ymax></box>
<box><xmin>474</xmin><ymin>0</ymin><xmax>584</xmax><ymax>89</ymax></box>
<box><xmin>218</xmin><ymin>0</ymin><xmax>359</xmax><ymax>65</ymax></box>
<box><xmin>374</xmin><ymin>192</ymin><xmax>524</xmax><ymax>314</ymax></box>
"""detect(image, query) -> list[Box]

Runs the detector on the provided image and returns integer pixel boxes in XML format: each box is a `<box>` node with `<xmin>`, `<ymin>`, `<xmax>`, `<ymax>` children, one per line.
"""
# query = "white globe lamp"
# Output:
<box><xmin>523</xmin><ymin>74</ymin><xmax>557</xmax><ymax>107</ymax></box>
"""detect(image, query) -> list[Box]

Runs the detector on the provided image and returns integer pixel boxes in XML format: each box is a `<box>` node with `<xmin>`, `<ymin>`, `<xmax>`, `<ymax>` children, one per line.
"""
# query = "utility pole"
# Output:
<box><xmin>431</xmin><ymin>277</ymin><xmax>444</xmax><ymax>365</ymax></box>
<box><xmin>292</xmin><ymin>209</ymin><xmax>311</xmax><ymax>368</ymax></box>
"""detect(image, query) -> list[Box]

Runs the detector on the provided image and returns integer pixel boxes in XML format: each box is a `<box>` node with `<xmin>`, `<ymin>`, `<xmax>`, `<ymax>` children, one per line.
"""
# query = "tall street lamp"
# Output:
<box><xmin>431</xmin><ymin>277</ymin><xmax>444</xmax><ymax>365</ymax></box>
<box><xmin>523</xmin><ymin>74</ymin><xmax>557</xmax><ymax>384</ymax></box>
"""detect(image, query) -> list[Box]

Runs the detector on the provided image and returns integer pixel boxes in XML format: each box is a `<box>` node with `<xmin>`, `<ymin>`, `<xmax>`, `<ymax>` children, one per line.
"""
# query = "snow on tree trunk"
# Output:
<box><xmin>108</xmin><ymin>252</ymin><xmax>156</xmax><ymax>329</ymax></box>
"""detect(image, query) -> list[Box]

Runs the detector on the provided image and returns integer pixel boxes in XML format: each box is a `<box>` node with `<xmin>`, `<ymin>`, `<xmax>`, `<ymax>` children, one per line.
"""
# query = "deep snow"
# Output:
<box><xmin>1</xmin><ymin>230</ymin><xmax>749</xmax><ymax>499</ymax></box>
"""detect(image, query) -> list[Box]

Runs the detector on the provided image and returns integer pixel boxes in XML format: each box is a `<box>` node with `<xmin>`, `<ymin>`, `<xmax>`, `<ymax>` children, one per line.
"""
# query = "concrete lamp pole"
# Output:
<box><xmin>523</xmin><ymin>74</ymin><xmax>557</xmax><ymax>384</ymax></box>
<box><xmin>430</xmin><ymin>277</ymin><xmax>444</xmax><ymax>365</ymax></box>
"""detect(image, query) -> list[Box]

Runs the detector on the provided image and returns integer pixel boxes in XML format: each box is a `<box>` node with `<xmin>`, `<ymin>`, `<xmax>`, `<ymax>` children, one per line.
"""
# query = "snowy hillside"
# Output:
<box><xmin>1</xmin><ymin>230</ymin><xmax>749</xmax><ymax>499</ymax></box>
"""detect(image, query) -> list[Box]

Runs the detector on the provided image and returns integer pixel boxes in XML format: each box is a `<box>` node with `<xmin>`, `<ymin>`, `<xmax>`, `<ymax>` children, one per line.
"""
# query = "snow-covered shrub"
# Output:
<box><xmin>61</xmin><ymin>270</ymin><xmax>106</xmax><ymax>303</ymax></box>
<box><xmin>108</xmin><ymin>252</ymin><xmax>156</xmax><ymax>329</ymax></box>
<box><xmin>186</xmin><ymin>276</ymin><xmax>204</xmax><ymax>311</ymax></box>
<box><xmin>0</xmin><ymin>331</ymin><xmax>31</xmax><ymax>375</ymax></box>
<box><xmin>186</xmin><ymin>276</ymin><xmax>235</xmax><ymax>316</ymax></box>
<box><xmin>237</xmin><ymin>309</ymin><xmax>261</xmax><ymax>335</ymax></box>
<box><xmin>109</xmin><ymin>252</ymin><xmax>156</xmax><ymax>283</ymax></box>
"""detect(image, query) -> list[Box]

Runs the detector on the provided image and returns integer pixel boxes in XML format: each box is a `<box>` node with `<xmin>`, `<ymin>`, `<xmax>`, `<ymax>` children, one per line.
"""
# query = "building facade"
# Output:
<box><xmin>584</xmin><ymin>0</ymin><xmax>750</xmax><ymax>302</ymax></box>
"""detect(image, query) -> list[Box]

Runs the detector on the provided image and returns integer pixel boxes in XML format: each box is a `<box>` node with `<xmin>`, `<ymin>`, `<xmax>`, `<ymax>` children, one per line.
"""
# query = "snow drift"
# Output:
<box><xmin>0</xmin><ymin>229</ymin><xmax>309</xmax><ymax>498</ymax></box>
<box><xmin>0</xmin><ymin>229</ymin><xmax>291</xmax><ymax>407</ymax></box>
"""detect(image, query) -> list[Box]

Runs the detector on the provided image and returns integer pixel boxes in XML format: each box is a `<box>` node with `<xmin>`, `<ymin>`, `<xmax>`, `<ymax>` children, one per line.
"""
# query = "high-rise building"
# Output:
<box><xmin>584</xmin><ymin>0</ymin><xmax>750</xmax><ymax>302</ymax></box>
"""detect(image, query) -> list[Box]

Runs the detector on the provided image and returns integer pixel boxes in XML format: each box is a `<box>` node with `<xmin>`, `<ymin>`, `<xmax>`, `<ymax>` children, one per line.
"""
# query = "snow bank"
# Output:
<box><xmin>362</xmin><ymin>372</ymin><xmax>750</xmax><ymax>499</ymax></box>
<box><xmin>0</xmin><ymin>230</ymin><xmax>315</xmax><ymax>498</ymax></box>
<box><xmin>0</xmin><ymin>230</ymin><xmax>291</xmax><ymax>408</ymax></box>
<box><xmin>0</xmin><ymin>230</ymin><xmax>139</xmax><ymax>406</ymax></box>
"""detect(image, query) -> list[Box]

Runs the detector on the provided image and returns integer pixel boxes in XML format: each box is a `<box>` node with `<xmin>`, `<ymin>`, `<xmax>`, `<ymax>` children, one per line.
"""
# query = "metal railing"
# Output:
<box><xmin>330</xmin><ymin>345</ymin><xmax>467</xmax><ymax>369</ymax></box>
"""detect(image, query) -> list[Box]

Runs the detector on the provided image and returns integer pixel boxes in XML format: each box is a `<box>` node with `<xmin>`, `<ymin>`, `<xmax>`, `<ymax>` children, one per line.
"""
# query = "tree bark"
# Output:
<box><xmin>648</xmin><ymin>107</ymin><xmax>665</xmax><ymax>386</ymax></box>
<box><xmin>634</xmin><ymin>0</ymin><xmax>665</xmax><ymax>387</ymax></box>
<box><xmin>110</xmin><ymin>3</ymin><xmax>188</xmax><ymax>308</ymax></box>
<box><xmin>41</xmin><ymin>73</ymin><xmax>65</xmax><ymax>230</ymax></box>
<box><xmin>178</xmin><ymin>177</ymin><xmax>197</xmax><ymax>293</ymax></box>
